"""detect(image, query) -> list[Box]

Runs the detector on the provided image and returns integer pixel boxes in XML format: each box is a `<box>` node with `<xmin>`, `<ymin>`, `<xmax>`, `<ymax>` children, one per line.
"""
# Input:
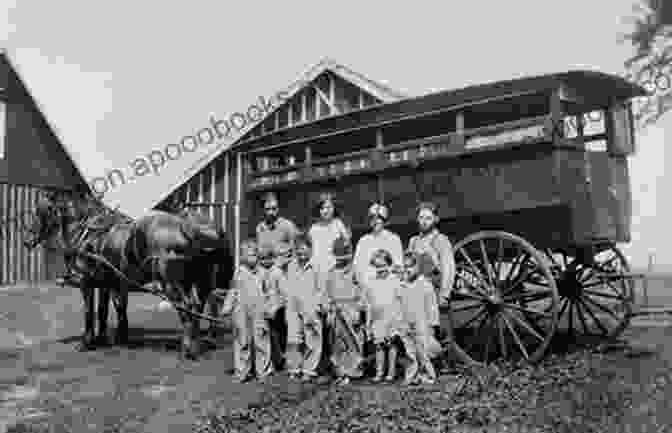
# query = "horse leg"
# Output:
<box><xmin>77</xmin><ymin>284</ymin><xmax>96</xmax><ymax>351</ymax></box>
<box><xmin>112</xmin><ymin>286</ymin><xmax>130</xmax><ymax>345</ymax></box>
<box><xmin>96</xmin><ymin>287</ymin><xmax>111</xmax><ymax>346</ymax></box>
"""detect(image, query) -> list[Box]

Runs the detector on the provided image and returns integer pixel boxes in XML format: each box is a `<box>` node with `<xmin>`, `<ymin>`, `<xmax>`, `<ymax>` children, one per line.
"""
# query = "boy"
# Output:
<box><xmin>397</xmin><ymin>251</ymin><xmax>440</xmax><ymax>385</ymax></box>
<box><xmin>361</xmin><ymin>248</ymin><xmax>403</xmax><ymax>383</ymax></box>
<box><xmin>282</xmin><ymin>233</ymin><xmax>327</xmax><ymax>382</ymax></box>
<box><xmin>257</xmin><ymin>245</ymin><xmax>286</xmax><ymax>371</ymax></box>
<box><xmin>230</xmin><ymin>240</ymin><xmax>282</xmax><ymax>382</ymax></box>
<box><xmin>324</xmin><ymin>236</ymin><xmax>366</xmax><ymax>385</ymax></box>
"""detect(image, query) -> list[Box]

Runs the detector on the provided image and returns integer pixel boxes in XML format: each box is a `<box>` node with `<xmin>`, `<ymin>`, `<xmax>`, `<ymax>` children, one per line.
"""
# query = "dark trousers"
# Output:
<box><xmin>270</xmin><ymin>307</ymin><xmax>287</xmax><ymax>370</ymax></box>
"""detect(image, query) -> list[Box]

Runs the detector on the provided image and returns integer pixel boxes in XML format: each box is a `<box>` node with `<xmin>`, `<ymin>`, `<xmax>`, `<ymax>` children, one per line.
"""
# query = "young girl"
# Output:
<box><xmin>229</xmin><ymin>240</ymin><xmax>282</xmax><ymax>383</ymax></box>
<box><xmin>362</xmin><ymin>248</ymin><xmax>403</xmax><ymax>383</ymax></box>
<box><xmin>397</xmin><ymin>251</ymin><xmax>441</xmax><ymax>385</ymax></box>
<box><xmin>324</xmin><ymin>236</ymin><xmax>366</xmax><ymax>385</ymax></box>
<box><xmin>282</xmin><ymin>233</ymin><xmax>327</xmax><ymax>382</ymax></box>
<box><xmin>308</xmin><ymin>192</ymin><xmax>351</xmax><ymax>275</ymax></box>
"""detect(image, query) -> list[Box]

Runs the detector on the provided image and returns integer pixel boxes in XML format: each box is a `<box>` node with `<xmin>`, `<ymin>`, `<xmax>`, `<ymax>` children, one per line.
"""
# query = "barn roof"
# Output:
<box><xmin>150</xmin><ymin>57</ymin><xmax>407</xmax><ymax>209</ymax></box>
<box><xmin>0</xmin><ymin>48</ymin><xmax>88</xmax><ymax>191</ymax></box>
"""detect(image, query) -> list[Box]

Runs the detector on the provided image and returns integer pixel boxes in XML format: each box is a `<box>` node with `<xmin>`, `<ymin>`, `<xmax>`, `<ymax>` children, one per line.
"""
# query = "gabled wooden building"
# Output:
<box><xmin>153</xmin><ymin>58</ymin><xmax>406</xmax><ymax>259</ymax></box>
<box><xmin>0</xmin><ymin>50</ymin><xmax>88</xmax><ymax>285</ymax></box>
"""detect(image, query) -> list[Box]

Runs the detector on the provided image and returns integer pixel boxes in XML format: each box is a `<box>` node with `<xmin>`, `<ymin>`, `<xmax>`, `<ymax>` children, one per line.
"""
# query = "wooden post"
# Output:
<box><xmin>234</xmin><ymin>152</ymin><xmax>243</xmax><ymax>269</ymax></box>
<box><xmin>644</xmin><ymin>252</ymin><xmax>654</xmax><ymax>307</ymax></box>
<box><xmin>376</xmin><ymin>129</ymin><xmax>384</xmax><ymax>203</ymax></box>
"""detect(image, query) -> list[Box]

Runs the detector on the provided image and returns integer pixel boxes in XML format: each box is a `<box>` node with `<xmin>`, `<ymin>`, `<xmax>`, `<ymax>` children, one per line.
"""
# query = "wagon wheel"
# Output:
<box><xmin>543</xmin><ymin>246</ymin><xmax>634</xmax><ymax>343</ymax></box>
<box><xmin>449</xmin><ymin>231</ymin><xmax>559</xmax><ymax>364</ymax></box>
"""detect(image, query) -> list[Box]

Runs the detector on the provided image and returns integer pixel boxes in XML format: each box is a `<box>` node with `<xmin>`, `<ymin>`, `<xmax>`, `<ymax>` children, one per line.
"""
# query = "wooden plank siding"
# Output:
<box><xmin>160</xmin><ymin>70</ymin><xmax>385</xmax><ymax>252</ymax></box>
<box><xmin>0</xmin><ymin>183</ymin><xmax>63</xmax><ymax>285</ymax></box>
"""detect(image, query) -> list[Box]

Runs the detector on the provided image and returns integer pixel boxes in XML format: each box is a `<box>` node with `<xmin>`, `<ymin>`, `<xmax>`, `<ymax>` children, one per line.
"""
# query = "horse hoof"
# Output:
<box><xmin>76</xmin><ymin>341</ymin><xmax>94</xmax><ymax>352</ymax></box>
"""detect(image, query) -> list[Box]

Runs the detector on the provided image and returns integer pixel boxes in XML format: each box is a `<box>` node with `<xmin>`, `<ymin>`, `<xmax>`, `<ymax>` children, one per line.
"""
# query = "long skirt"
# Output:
<box><xmin>233</xmin><ymin>305</ymin><xmax>273</xmax><ymax>379</ymax></box>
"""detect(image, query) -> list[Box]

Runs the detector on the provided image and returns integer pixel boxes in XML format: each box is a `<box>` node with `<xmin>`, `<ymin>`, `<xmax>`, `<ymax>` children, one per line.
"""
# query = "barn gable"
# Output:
<box><xmin>154</xmin><ymin>58</ymin><xmax>407</xmax><ymax>213</ymax></box>
<box><xmin>0</xmin><ymin>50</ymin><xmax>86</xmax><ymax>191</ymax></box>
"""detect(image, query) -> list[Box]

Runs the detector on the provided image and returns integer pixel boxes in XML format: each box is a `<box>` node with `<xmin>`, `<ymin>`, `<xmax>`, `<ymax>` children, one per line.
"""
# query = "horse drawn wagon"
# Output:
<box><xmin>237</xmin><ymin>70</ymin><xmax>646</xmax><ymax>364</ymax></box>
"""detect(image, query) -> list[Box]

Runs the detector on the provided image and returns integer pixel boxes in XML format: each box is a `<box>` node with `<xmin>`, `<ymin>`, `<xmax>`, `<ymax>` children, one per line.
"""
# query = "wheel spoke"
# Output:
<box><xmin>504</xmin><ymin>287</ymin><xmax>552</xmax><ymax>302</ymax></box>
<box><xmin>479</xmin><ymin>240</ymin><xmax>496</xmax><ymax>288</ymax></box>
<box><xmin>577</xmin><ymin>297</ymin><xmax>610</xmax><ymax>335</ymax></box>
<box><xmin>498</xmin><ymin>314</ymin><xmax>508</xmax><ymax>359</ymax></box>
<box><xmin>495</xmin><ymin>238</ymin><xmax>505</xmax><ymax>282</ymax></box>
<box><xmin>458</xmin><ymin>248</ymin><xmax>491</xmax><ymax>294</ymax></box>
<box><xmin>506</xmin><ymin>310</ymin><xmax>545</xmax><ymax>342</ymax></box>
<box><xmin>502</xmin><ymin>257</ymin><xmax>534</xmax><ymax>296</ymax></box>
<box><xmin>568</xmin><ymin>300</ymin><xmax>575</xmax><ymax>338</ymax></box>
<box><xmin>574</xmin><ymin>299</ymin><xmax>591</xmax><ymax>336</ymax></box>
<box><xmin>503</xmin><ymin>303</ymin><xmax>553</xmax><ymax>319</ymax></box>
<box><xmin>583</xmin><ymin>289</ymin><xmax>626</xmax><ymax>301</ymax></box>
<box><xmin>501</xmin><ymin>313</ymin><xmax>530</xmax><ymax>360</ymax></box>
<box><xmin>482</xmin><ymin>319</ymin><xmax>494</xmax><ymax>364</ymax></box>
<box><xmin>504</xmin><ymin>250</ymin><xmax>526</xmax><ymax>286</ymax></box>
<box><xmin>452</xmin><ymin>302</ymin><xmax>485</xmax><ymax>313</ymax></box>
<box><xmin>457</xmin><ymin>307</ymin><xmax>487</xmax><ymax>330</ymax></box>
<box><xmin>455</xmin><ymin>275</ymin><xmax>490</xmax><ymax>299</ymax></box>
<box><xmin>582</xmin><ymin>295</ymin><xmax>620</xmax><ymax>322</ymax></box>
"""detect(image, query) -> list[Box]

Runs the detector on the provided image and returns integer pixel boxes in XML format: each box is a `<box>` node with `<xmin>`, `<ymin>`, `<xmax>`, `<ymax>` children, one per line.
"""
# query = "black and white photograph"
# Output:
<box><xmin>0</xmin><ymin>1</ymin><xmax>671</xmax><ymax>432</ymax></box>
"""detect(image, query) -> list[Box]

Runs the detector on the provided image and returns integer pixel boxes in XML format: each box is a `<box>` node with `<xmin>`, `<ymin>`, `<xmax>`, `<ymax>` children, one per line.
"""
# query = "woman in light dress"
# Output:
<box><xmin>308</xmin><ymin>192</ymin><xmax>352</xmax><ymax>275</ymax></box>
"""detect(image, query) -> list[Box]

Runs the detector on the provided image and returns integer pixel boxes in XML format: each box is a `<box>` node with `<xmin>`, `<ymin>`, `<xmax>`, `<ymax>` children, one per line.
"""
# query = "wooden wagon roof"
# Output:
<box><xmin>237</xmin><ymin>70</ymin><xmax>648</xmax><ymax>154</ymax></box>
<box><xmin>151</xmin><ymin>58</ymin><xmax>407</xmax><ymax>209</ymax></box>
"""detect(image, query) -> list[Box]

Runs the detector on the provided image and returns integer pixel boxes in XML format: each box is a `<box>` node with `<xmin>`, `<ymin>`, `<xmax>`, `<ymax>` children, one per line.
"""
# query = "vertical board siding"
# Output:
<box><xmin>0</xmin><ymin>183</ymin><xmax>60</xmax><ymax>286</ymax></box>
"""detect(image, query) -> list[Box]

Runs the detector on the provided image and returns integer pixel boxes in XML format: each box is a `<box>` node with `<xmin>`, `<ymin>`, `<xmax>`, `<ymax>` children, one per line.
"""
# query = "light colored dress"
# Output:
<box><xmin>396</xmin><ymin>275</ymin><xmax>440</xmax><ymax>381</ymax></box>
<box><xmin>308</xmin><ymin>218</ymin><xmax>350</xmax><ymax>274</ymax></box>
<box><xmin>352</xmin><ymin>229</ymin><xmax>404</xmax><ymax>286</ymax></box>
<box><xmin>362</xmin><ymin>269</ymin><xmax>403</xmax><ymax>344</ymax></box>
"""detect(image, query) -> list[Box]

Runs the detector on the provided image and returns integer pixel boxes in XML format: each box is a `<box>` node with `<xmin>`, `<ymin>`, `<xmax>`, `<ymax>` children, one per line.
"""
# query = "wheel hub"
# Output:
<box><xmin>557</xmin><ymin>270</ymin><xmax>583</xmax><ymax>299</ymax></box>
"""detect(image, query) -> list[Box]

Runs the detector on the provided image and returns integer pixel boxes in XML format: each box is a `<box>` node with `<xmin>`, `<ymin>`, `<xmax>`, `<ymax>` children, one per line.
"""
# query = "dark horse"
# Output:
<box><xmin>23</xmin><ymin>191</ymin><xmax>235</xmax><ymax>359</ymax></box>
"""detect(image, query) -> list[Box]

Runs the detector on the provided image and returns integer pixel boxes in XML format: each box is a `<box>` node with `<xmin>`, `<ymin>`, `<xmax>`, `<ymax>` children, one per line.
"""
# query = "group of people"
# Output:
<box><xmin>219</xmin><ymin>192</ymin><xmax>478</xmax><ymax>386</ymax></box>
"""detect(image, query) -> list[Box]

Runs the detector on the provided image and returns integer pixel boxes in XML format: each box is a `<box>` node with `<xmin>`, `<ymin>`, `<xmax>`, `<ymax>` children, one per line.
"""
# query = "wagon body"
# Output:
<box><xmin>238</xmin><ymin>70</ymin><xmax>645</xmax><ymax>364</ymax></box>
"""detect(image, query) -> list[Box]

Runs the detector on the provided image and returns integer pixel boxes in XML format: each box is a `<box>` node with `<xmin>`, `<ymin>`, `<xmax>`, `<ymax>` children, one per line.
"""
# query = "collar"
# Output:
<box><xmin>418</xmin><ymin>228</ymin><xmax>439</xmax><ymax>239</ymax></box>
<box><xmin>262</xmin><ymin>217</ymin><xmax>283</xmax><ymax>231</ymax></box>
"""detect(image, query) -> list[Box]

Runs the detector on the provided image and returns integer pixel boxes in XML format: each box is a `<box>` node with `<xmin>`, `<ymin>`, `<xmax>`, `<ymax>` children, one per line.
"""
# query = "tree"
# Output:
<box><xmin>621</xmin><ymin>0</ymin><xmax>672</xmax><ymax>128</ymax></box>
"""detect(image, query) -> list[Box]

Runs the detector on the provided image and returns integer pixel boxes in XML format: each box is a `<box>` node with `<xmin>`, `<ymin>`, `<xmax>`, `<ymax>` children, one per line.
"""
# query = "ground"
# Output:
<box><xmin>0</xmin><ymin>281</ymin><xmax>671</xmax><ymax>433</ymax></box>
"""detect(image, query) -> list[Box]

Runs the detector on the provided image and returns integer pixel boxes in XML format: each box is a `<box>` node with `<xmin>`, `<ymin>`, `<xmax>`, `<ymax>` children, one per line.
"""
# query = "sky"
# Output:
<box><xmin>0</xmin><ymin>0</ymin><xmax>669</xmax><ymax>270</ymax></box>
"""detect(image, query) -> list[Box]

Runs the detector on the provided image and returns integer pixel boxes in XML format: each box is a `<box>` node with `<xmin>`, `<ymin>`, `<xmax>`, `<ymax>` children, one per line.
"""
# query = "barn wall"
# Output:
<box><xmin>0</xmin><ymin>55</ymin><xmax>84</xmax><ymax>190</ymax></box>
<box><xmin>0</xmin><ymin>183</ymin><xmax>64</xmax><ymax>285</ymax></box>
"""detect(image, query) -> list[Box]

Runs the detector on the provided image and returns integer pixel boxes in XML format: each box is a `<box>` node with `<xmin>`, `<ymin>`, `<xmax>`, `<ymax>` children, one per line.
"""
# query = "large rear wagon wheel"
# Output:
<box><xmin>544</xmin><ymin>245</ymin><xmax>634</xmax><ymax>344</ymax></box>
<box><xmin>449</xmin><ymin>231</ymin><xmax>560</xmax><ymax>365</ymax></box>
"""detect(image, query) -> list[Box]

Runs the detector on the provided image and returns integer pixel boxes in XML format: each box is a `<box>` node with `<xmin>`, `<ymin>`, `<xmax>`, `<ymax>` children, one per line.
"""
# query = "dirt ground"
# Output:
<box><xmin>1</xmin><ymin>282</ymin><xmax>672</xmax><ymax>433</ymax></box>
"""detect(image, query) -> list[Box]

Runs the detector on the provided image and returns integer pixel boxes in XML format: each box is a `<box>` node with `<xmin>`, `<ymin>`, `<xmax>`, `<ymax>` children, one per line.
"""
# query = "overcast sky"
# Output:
<box><xmin>0</xmin><ymin>0</ymin><xmax>669</xmax><ymax>270</ymax></box>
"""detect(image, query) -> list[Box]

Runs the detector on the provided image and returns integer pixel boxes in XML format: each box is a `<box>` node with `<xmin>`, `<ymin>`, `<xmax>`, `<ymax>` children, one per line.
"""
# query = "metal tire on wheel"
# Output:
<box><xmin>543</xmin><ymin>245</ymin><xmax>634</xmax><ymax>343</ymax></box>
<box><xmin>449</xmin><ymin>231</ymin><xmax>560</xmax><ymax>364</ymax></box>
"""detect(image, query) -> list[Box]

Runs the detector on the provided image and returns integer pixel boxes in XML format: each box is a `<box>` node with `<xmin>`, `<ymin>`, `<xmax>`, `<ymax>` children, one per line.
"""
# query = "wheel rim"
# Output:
<box><xmin>544</xmin><ymin>246</ymin><xmax>634</xmax><ymax>342</ymax></box>
<box><xmin>450</xmin><ymin>231</ymin><xmax>559</xmax><ymax>364</ymax></box>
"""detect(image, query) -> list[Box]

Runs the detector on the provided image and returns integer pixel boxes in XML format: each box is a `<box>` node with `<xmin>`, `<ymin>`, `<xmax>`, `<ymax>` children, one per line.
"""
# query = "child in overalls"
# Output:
<box><xmin>282</xmin><ymin>233</ymin><xmax>328</xmax><ymax>382</ymax></box>
<box><xmin>324</xmin><ymin>236</ymin><xmax>367</xmax><ymax>385</ymax></box>
<box><xmin>362</xmin><ymin>248</ymin><xmax>404</xmax><ymax>383</ymax></box>
<box><xmin>257</xmin><ymin>245</ymin><xmax>286</xmax><ymax>372</ymax></box>
<box><xmin>397</xmin><ymin>251</ymin><xmax>441</xmax><ymax>385</ymax></box>
<box><xmin>228</xmin><ymin>240</ymin><xmax>282</xmax><ymax>383</ymax></box>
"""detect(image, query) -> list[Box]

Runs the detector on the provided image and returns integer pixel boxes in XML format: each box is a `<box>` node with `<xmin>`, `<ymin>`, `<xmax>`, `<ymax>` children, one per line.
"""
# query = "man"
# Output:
<box><xmin>407</xmin><ymin>201</ymin><xmax>486</xmax><ymax>373</ymax></box>
<box><xmin>256</xmin><ymin>192</ymin><xmax>300</xmax><ymax>273</ymax></box>
<box><xmin>255</xmin><ymin>192</ymin><xmax>299</xmax><ymax>369</ymax></box>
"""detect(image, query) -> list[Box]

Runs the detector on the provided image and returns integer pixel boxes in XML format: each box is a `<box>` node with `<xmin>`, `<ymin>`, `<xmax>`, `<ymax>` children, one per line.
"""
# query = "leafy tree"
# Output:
<box><xmin>621</xmin><ymin>0</ymin><xmax>672</xmax><ymax>128</ymax></box>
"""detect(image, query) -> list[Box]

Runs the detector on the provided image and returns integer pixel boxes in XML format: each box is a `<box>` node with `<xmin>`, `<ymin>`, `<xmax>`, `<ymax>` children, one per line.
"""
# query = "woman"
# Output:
<box><xmin>352</xmin><ymin>202</ymin><xmax>404</xmax><ymax>287</ymax></box>
<box><xmin>308</xmin><ymin>192</ymin><xmax>351</xmax><ymax>274</ymax></box>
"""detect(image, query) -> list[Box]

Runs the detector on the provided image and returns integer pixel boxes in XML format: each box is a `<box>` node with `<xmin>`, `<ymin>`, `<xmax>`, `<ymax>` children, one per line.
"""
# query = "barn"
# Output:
<box><xmin>152</xmin><ymin>58</ymin><xmax>406</xmax><ymax>263</ymax></box>
<box><xmin>0</xmin><ymin>50</ymin><xmax>88</xmax><ymax>285</ymax></box>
